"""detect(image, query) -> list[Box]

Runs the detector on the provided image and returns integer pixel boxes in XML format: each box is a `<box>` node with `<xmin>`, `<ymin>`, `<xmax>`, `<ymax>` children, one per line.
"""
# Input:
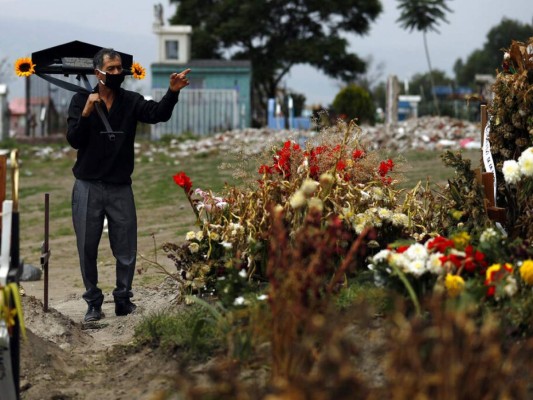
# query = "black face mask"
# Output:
<box><xmin>97</xmin><ymin>70</ymin><xmax>125</xmax><ymax>90</ymax></box>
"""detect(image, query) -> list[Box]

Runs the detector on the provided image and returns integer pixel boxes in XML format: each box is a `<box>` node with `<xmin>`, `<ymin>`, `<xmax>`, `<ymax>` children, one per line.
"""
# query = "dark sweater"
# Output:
<box><xmin>67</xmin><ymin>87</ymin><xmax>179</xmax><ymax>184</ymax></box>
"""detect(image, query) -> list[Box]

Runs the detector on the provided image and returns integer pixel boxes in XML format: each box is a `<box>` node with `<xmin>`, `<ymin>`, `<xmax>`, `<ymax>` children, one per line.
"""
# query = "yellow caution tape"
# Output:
<box><xmin>0</xmin><ymin>283</ymin><xmax>26</xmax><ymax>340</ymax></box>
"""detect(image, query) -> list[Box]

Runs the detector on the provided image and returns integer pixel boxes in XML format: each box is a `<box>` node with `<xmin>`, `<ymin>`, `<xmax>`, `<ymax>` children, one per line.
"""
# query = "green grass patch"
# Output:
<box><xmin>134</xmin><ymin>305</ymin><xmax>223</xmax><ymax>361</ymax></box>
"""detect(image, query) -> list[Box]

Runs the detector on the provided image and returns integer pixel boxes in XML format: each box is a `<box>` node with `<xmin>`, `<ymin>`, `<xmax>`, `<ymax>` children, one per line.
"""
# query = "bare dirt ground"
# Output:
<box><xmin>18</xmin><ymin>218</ymin><xmax>191</xmax><ymax>400</ymax></box>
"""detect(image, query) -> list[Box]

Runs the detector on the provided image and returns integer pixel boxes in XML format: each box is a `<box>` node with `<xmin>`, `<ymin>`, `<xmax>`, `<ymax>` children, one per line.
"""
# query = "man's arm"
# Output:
<box><xmin>66</xmin><ymin>94</ymin><xmax>92</xmax><ymax>149</ymax></box>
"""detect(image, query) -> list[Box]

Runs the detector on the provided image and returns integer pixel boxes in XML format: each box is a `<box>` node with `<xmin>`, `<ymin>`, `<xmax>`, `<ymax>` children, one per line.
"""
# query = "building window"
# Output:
<box><xmin>165</xmin><ymin>40</ymin><xmax>179</xmax><ymax>60</ymax></box>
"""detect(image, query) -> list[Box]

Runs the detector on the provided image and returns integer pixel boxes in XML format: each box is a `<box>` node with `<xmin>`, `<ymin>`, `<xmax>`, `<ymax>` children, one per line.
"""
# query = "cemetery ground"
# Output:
<box><xmin>11</xmin><ymin>135</ymin><xmax>480</xmax><ymax>399</ymax></box>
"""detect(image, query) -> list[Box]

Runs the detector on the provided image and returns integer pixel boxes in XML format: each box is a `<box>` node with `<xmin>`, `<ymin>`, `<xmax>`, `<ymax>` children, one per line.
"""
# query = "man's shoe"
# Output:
<box><xmin>115</xmin><ymin>300</ymin><xmax>137</xmax><ymax>316</ymax></box>
<box><xmin>84</xmin><ymin>305</ymin><xmax>104</xmax><ymax>322</ymax></box>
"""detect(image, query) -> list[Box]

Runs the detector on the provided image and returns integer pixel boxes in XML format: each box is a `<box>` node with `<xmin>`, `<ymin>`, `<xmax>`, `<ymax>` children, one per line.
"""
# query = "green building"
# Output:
<box><xmin>150</xmin><ymin>23</ymin><xmax>251</xmax><ymax>136</ymax></box>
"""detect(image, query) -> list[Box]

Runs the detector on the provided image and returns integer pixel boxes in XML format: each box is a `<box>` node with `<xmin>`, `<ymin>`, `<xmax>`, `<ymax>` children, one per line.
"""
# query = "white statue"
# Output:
<box><xmin>154</xmin><ymin>3</ymin><xmax>164</xmax><ymax>26</ymax></box>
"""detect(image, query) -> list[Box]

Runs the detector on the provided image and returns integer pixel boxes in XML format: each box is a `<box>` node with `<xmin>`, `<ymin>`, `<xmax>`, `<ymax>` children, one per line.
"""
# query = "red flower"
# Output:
<box><xmin>258</xmin><ymin>164</ymin><xmax>271</xmax><ymax>175</ymax></box>
<box><xmin>378</xmin><ymin>159</ymin><xmax>394</xmax><ymax>177</ymax></box>
<box><xmin>352</xmin><ymin>149</ymin><xmax>365</xmax><ymax>160</ymax></box>
<box><xmin>336</xmin><ymin>159</ymin><xmax>347</xmax><ymax>171</ymax></box>
<box><xmin>427</xmin><ymin>236</ymin><xmax>455</xmax><ymax>253</ymax></box>
<box><xmin>173</xmin><ymin>172</ymin><xmax>192</xmax><ymax>194</ymax></box>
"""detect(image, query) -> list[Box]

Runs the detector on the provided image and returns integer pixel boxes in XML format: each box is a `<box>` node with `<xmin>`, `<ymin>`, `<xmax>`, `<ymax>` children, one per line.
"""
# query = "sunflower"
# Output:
<box><xmin>131</xmin><ymin>62</ymin><xmax>146</xmax><ymax>80</ymax></box>
<box><xmin>15</xmin><ymin>57</ymin><xmax>36</xmax><ymax>77</ymax></box>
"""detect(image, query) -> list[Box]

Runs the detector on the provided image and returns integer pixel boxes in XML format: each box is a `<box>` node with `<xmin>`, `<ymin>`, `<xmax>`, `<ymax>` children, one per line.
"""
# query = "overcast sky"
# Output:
<box><xmin>1</xmin><ymin>0</ymin><xmax>532</xmax><ymax>106</ymax></box>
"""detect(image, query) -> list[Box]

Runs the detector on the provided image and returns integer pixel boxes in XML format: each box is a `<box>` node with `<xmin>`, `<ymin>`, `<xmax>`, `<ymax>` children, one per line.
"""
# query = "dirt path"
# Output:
<box><xmin>19</xmin><ymin>244</ymin><xmax>184</xmax><ymax>400</ymax></box>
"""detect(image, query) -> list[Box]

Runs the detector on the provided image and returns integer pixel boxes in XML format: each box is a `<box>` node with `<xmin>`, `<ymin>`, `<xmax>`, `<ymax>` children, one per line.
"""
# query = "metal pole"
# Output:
<box><xmin>43</xmin><ymin>193</ymin><xmax>50</xmax><ymax>312</ymax></box>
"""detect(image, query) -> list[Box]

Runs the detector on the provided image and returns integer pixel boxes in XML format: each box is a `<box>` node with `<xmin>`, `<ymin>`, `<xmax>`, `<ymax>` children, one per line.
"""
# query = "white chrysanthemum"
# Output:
<box><xmin>372</xmin><ymin>249</ymin><xmax>391</xmax><ymax>263</ymax></box>
<box><xmin>479</xmin><ymin>227</ymin><xmax>498</xmax><ymax>244</ymax></box>
<box><xmin>504</xmin><ymin>276</ymin><xmax>518</xmax><ymax>297</ymax></box>
<box><xmin>391</xmin><ymin>213</ymin><xmax>409</xmax><ymax>227</ymax></box>
<box><xmin>300</xmin><ymin>178</ymin><xmax>319</xmax><ymax>196</ymax></box>
<box><xmin>518</xmin><ymin>147</ymin><xmax>533</xmax><ymax>177</ymax></box>
<box><xmin>238</xmin><ymin>269</ymin><xmax>247</xmax><ymax>278</ymax></box>
<box><xmin>220</xmin><ymin>241</ymin><xmax>233</xmax><ymax>249</ymax></box>
<box><xmin>405</xmin><ymin>259</ymin><xmax>427</xmax><ymax>276</ymax></box>
<box><xmin>354</xmin><ymin>223</ymin><xmax>367</xmax><ymax>234</ymax></box>
<box><xmin>188</xmin><ymin>242</ymin><xmax>200</xmax><ymax>254</ymax></box>
<box><xmin>405</xmin><ymin>243</ymin><xmax>428</xmax><ymax>261</ymax></box>
<box><xmin>185</xmin><ymin>231</ymin><xmax>196</xmax><ymax>241</ymax></box>
<box><xmin>209</xmin><ymin>232</ymin><xmax>220</xmax><ymax>241</ymax></box>
<box><xmin>372</xmin><ymin>187</ymin><xmax>384</xmax><ymax>201</ymax></box>
<box><xmin>233</xmin><ymin>296</ymin><xmax>246</xmax><ymax>306</ymax></box>
<box><xmin>502</xmin><ymin>159</ymin><xmax>521</xmax><ymax>184</ymax></box>
<box><xmin>389</xmin><ymin>253</ymin><xmax>409</xmax><ymax>271</ymax></box>
<box><xmin>426</xmin><ymin>252</ymin><xmax>444</xmax><ymax>275</ymax></box>
<box><xmin>377</xmin><ymin>207</ymin><xmax>393</xmax><ymax>221</ymax></box>
<box><xmin>290</xmin><ymin>190</ymin><xmax>307</xmax><ymax>209</ymax></box>
<box><xmin>195</xmin><ymin>231</ymin><xmax>204</xmax><ymax>241</ymax></box>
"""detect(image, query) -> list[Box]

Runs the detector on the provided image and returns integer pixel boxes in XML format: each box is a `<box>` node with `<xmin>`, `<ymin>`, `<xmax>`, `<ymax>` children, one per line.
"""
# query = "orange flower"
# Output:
<box><xmin>131</xmin><ymin>62</ymin><xmax>146</xmax><ymax>80</ymax></box>
<box><xmin>15</xmin><ymin>57</ymin><xmax>35</xmax><ymax>77</ymax></box>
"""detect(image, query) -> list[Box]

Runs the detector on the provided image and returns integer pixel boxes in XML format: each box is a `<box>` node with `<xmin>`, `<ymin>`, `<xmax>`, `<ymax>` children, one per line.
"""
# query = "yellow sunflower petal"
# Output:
<box><xmin>15</xmin><ymin>57</ymin><xmax>36</xmax><ymax>77</ymax></box>
<box><xmin>131</xmin><ymin>62</ymin><xmax>146</xmax><ymax>80</ymax></box>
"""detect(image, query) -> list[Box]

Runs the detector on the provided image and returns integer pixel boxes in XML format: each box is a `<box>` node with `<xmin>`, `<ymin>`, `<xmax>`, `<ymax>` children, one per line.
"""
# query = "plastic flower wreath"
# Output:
<box><xmin>14</xmin><ymin>57</ymin><xmax>35</xmax><ymax>77</ymax></box>
<box><xmin>131</xmin><ymin>62</ymin><xmax>146</xmax><ymax>80</ymax></box>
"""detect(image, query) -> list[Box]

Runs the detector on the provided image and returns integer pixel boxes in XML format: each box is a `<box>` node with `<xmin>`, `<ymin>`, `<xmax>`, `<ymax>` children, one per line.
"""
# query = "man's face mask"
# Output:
<box><xmin>97</xmin><ymin>69</ymin><xmax>125</xmax><ymax>90</ymax></box>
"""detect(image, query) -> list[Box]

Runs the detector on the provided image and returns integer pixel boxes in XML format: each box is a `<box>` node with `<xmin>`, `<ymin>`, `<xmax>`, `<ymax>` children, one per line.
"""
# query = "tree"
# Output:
<box><xmin>332</xmin><ymin>84</ymin><xmax>375</xmax><ymax>124</ymax></box>
<box><xmin>396</xmin><ymin>0</ymin><xmax>453</xmax><ymax>115</ymax></box>
<box><xmin>169</xmin><ymin>0</ymin><xmax>382</xmax><ymax>124</ymax></box>
<box><xmin>454</xmin><ymin>18</ymin><xmax>533</xmax><ymax>86</ymax></box>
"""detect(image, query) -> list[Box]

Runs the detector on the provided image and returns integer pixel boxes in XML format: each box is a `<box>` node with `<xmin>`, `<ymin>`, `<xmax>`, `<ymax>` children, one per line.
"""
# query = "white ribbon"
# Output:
<box><xmin>482</xmin><ymin>116</ymin><xmax>497</xmax><ymax>203</ymax></box>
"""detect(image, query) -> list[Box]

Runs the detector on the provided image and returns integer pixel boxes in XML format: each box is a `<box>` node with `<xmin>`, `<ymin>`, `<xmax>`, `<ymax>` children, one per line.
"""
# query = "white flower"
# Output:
<box><xmin>389</xmin><ymin>253</ymin><xmax>409</xmax><ymax>271</ymax></box>
<box><xmin>426</xmin><ymin>253</ymin><xmax>444</xmax><ymax>275</ymax></box>
<box><xmin>188</xmin><ymin>242</ymin><xmax>200</xmax><ymax>254</ymax></box>
<box><xmin>391</xmin><ymin>213</ymin><xmax>409</xmax><ymax>227</ymax></box>
<box><xmin>220</xmin><ymin>241</ymin><xmax>233</xmax><ymax>249</ymax></box>
<box><xmin>518</xmin><ymin>147</ymin><xmax>533</xmax><ymax>177</ymax></box>
<box><xmin>216</xmin><ymin>201</ymin><xmax>229</xmax><ymax>209</ymax></box>
<box><xmin>238</xmin><ymin>269</ymin><xmax>247</xmax><ymax>278</ymax></box>
<box><xmin>209</xmin><ymin>232</ymin><xmax>220</xmax><ymax>241</ymax></box>
<box><xmin>377</xmin><ymin>207</ymin><xmax>393</xmax><ymax>221</ymax></box>
<box><xmin>405</xmin><ymin>243</ymin><xmax>428</xmax><ymax>261</ymax></box>
<box><xmin>372</xmin><ymin>249</ymin><xmax>391</xmax><ymax>263</ymax></box>
<box><xmin>354</xmin><ymin>223</ymin><xmax>367</xmax><ymax>235</ymax></box>
<box><xmin>504</xmin><ymin>276</ymin><xmax>518</xmax><ymax>297</ymax></box>
<box><xmin>502</xmin><ymin>160</ymin><xmax>521</xmax><ymax>184</ymax></box>
<box><xmin>300</xmin><ymin>178</ymin><xmax>319</xmax><ymax>196</ymax></box>
<box><xmin>290</xmin><ymin>190</ymin><xmax>307</xmax><ymax>209</ymax></box>
<box><xmin>257</xmin><ymin>294</ymin><xmax>268</xmax><ymax>301</ymax></box>
<box><xmin>405</xmin><ymin>259</ymin><xmax>427</xmax><ymax>276</ymax></box>
<box><xmin>185</xmin><ymin>231</ymin><xmax>196</xmax><ymax>241</ymax></box>
<box><xmin>479</xmin><ymin>228</ymin><xmax>498</xmax><ymax>244</ymax></box>
<box><xmin>372</xmin><ymin>187</ymin><xmax>384</xmax><ymax>201</ymax></box>
<box><xmin>195</xmin><ymin>231</ymin><xmax>204</xmax><ymax>241</ymax></box>
<box><xmin>233</xmin><ymin>296</ymin><xmax>246</xmax><ymax>306</ymax></box>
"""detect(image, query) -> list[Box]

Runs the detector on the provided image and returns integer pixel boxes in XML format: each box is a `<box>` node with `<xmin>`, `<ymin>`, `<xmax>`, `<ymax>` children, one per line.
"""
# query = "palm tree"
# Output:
<box><xmin>396</xmin><ymin>0</ymin><xmax>452</xmax><ymax>115</ymax></box>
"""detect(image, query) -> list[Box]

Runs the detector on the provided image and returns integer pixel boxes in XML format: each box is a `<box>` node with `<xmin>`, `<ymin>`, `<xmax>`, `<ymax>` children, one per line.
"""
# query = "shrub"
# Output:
<box><xmin>332</xmin><ymin>84</ymin><xmax>376</xmax><ymax>124</ymax></box>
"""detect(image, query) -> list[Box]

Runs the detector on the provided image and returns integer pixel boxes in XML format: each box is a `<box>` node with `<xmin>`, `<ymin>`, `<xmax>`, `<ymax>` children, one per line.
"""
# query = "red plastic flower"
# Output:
<box><xmin>427</xmin><ymin>236</ymin><xmax>455</xmax><ymax>254</ymax></box>
<box><xmin>352</xmin><ymin>149</ymin><xmax>365</xmax><ymax>160</ymax></box>
<box><xmin>173</xmin><ymin>171</ymin><xmax>192</xmax><ymax>194</ymax></box>
<box><xmin>378</xmin><ymin>159</ymin><xmax>394</xmax><ymax>177</ymax></box>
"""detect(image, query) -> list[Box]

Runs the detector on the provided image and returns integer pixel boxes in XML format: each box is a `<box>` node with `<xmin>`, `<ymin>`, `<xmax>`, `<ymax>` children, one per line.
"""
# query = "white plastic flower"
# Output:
<box><xmin>220</xmin><ymin>241</ymin><xmax>233</xmax><ymax>249</ymax></box>
<box><xmin>518</xmin><ymin>147</ymin><xmax>533</xmax><ymax>177</ymax></box>
<box><xmin>426</xmin><ymin>253</ymin><xmax>444</xmax><ymax>275</ymax></box>
<box><xmin>391</xmin><ymin>213</ymin><xmax>409</xmax><ymax>227</ymax></box>
<box><xmin>377</xmin><ymin>207</ymin><xmax>393</xmax><ymax>221</ymax></box>
<box><xmin>372</xmin><ymin>187</ymin><xmax>384</xmax><ymax>201</ymax></box>
<box><xmin>405</xmin><ymin>259</ymin><xmax>427</xmax><ymax>276</ymax></box>
<box><xmin>195</xmin><ymin>231</ymin><xmax>204</xmax><ymax>241</ymax></box>
<box><xmin>188</xmin><ymin>242</ymin><xmax>200</xmax><ymax>254</ymax></box>
<box><xmin>479</xmin><ymin>227</ymin><xmax>498</xmax><ymax>244</ymax></box>
<box><xmin>502</xmin><ymin>160</ymin><xmax>521</xmax><ymax>184</ymax></box>
<box><xmin>233</xmin><ymin>296</ymin><xmax>246</xmax><ymax>306</ymax></box>
<box><xmin>372</xmin><ymin>249</ymin><xmax>391</xmax><ymax>263</ymax></box>
<box><xmin>389</xmin><ymin>253</ymin><xmax>409</xmax><ymax>271</ymax></box>
<box><xmin>185</xmin><ymin>231</ymin><xmax>196</xmax><ymax>241</ymax></box>
<box><xmin>504</xmin><ymin>276</ymin><xmax>518</xmax><ymax>297</ymax></box>
<box><xmin>405</xmin><ymin>243</ymin><xmax>428</xmax><ymax>261</ymax></box>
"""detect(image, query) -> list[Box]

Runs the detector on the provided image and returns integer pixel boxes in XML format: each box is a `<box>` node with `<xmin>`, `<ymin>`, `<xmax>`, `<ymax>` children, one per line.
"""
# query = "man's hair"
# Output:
<box><xmin>93</xmin><ymin>48</ymin><xmax>122</xmax><ymax>69</ymax></box>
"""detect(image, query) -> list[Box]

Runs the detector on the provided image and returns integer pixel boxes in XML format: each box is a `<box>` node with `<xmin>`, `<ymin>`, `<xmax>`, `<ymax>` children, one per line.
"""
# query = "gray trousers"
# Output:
<box><xmin>72</xmin><ymin>179</ymin><xmax>137</xmax><ymax>307</ymax></box>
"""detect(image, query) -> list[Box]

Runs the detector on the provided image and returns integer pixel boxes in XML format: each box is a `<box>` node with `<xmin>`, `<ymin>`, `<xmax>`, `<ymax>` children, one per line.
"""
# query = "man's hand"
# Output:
<box><xmin>82</xmin><ymin>93</ymin><xmax>101</xmax><ymax>117</ymax></box>
<box><xmin>169</xmin><ymin>68</ymin><xmax>191</xmax><ymax>92</ymax></box>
